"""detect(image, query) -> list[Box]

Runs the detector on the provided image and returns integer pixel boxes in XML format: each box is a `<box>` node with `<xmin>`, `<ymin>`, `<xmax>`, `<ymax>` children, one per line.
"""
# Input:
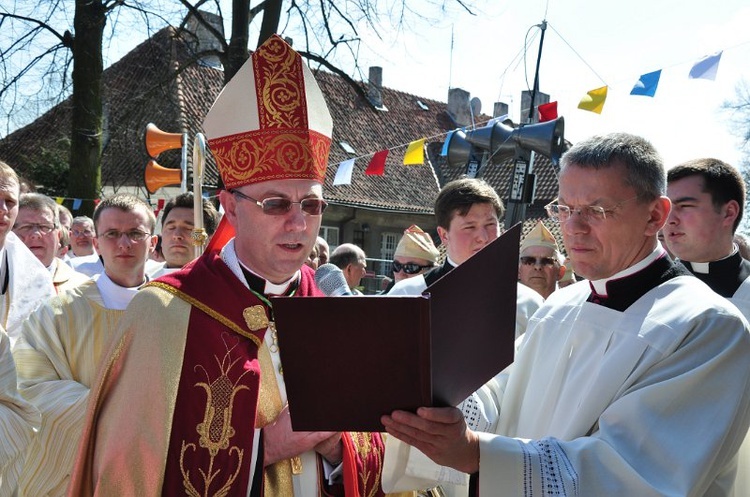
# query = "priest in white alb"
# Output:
<box><xmin>381</xmin><ymin>133</ymin><xmax>750</xmax><ymax>496</ymax></box>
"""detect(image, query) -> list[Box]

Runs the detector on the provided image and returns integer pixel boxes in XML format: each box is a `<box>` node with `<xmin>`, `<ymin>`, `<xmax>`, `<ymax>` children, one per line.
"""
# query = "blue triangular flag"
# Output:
<box><xmin>72</xmin><ymin>198</ymin><xmax>82</xmax><ymax>210</ymax></box>
<box><xmin>689</xmin><ymin>51</ymin><xmax>722</xmax><ymax>80</ymax></box>
<box><xmin>630</xmin><ymin>69</ymin><xmax>662</xmax><ymax>97</ymax></box>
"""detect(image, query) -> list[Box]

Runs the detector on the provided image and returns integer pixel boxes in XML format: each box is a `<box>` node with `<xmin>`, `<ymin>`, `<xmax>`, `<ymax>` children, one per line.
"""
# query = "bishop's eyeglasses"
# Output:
<box><xmin>231</xmin><ymin>190</ymin><xmax>328</xmax><ymax>216</ymax></box>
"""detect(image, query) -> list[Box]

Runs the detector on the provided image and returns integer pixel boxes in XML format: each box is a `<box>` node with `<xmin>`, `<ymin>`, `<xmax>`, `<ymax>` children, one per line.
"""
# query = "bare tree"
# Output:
<box><xmin>1</xmin><ymin>0</ymin><xmax>478</xmax><ymax>212</ymax></box>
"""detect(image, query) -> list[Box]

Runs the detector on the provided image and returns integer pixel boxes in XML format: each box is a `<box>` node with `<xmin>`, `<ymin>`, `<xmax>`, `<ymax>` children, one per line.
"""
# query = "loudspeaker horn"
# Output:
<box><xmin>144</xmin><ymin>159</ymin><xmax>182</xmax><ymax>194</ymax></box>
<box><xmin>144</xmin><ymin>123</ymin><xmax>185</xmax><ymax>158</ymax></box>
<box><xmin>445</xmin><ymin>130</ymin><xmax>475</xmax><ymax>169</ymax></box>
<box><xmin>465</xmin><ymin>117</ymin><xmax>566</xmax><ymax>165</ymax></box>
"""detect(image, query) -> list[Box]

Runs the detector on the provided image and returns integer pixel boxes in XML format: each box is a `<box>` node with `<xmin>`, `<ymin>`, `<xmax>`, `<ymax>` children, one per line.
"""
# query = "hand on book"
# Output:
<box><xmin>381</xmin><ymin>407</ymin><xmax>480</xmax><ymax>474</ymax></box>
<box><xmin>263</xmin><ymin>405</ymin><xmax>341</xmax><ymax>466</ymax></box>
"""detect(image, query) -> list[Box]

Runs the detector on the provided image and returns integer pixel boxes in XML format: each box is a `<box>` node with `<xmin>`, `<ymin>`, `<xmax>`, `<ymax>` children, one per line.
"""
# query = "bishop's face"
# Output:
<box><xmin>221</xmin><ymin>179</ymin><xmax>323</xmax><ymax>284</ymax></box>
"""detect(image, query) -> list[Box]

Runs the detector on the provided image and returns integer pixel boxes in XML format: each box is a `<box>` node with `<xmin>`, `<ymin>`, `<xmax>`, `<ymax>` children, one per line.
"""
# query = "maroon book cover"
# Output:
<box><xmin>273</xmin><ymin>224</ymin><xmax>521</xmax><ymax>432</ymax></box>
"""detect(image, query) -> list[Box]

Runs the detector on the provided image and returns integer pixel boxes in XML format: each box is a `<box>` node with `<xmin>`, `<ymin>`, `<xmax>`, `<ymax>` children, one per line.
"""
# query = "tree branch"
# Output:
<box><xmin>0</xmin><ymin>12</ymin><xmax>68</xmax><ymax>44</ymax></box>
<box><xmin>298</xmin><ymin>50</ymin><xmax>376</xmax><ymax>109</ymax></box>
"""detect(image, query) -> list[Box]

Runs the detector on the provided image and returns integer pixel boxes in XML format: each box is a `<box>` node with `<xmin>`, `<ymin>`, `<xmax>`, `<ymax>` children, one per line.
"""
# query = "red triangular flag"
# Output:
<box><xmin>205</xmin><ymin>215</ymin><xmax>236</xmax><ymax>253</ymax></box>
<box><xmin>365</xmin><ymin>150</ymin><xmax>389</xmax><ymax>176</ymax></box>
<box><xmin>538</xmin><ymin>101</ymin><xmax>558</xmax><ymax>122</ymax></box>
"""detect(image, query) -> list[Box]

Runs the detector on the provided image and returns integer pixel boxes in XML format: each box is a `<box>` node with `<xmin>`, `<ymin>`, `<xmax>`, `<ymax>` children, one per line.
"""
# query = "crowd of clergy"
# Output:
<box><xmin>0</xmin><ymin>34</ymin><xmax>748</xmax><ymax>497</ymax></box>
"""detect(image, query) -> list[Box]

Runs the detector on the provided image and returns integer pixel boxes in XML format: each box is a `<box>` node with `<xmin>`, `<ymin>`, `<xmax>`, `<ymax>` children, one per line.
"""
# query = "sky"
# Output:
<box><xmin>86</xmin><ymin>0</ymin><xmax>750</xmax><ymax>169</ymax></box>
<box><xmin>335</xmin><ymin>0</ymin><xmax>750</xmax><ymax>168</ymax></box>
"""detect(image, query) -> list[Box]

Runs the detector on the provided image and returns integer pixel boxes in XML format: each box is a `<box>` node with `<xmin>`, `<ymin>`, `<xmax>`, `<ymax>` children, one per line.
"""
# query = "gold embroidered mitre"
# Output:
<box><xmin>202</xmin><ymin>35</ymin><xmax>333</xmax><ymax>188</ymax></box>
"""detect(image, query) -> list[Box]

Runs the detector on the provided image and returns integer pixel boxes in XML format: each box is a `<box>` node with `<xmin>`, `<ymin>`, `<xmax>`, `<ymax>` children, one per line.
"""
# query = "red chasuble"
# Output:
<box><xmin>151</xmin><ymin>252</ymin><xmax>273</xmax><ymax>495</ymax></box>
<box><xmin>152</xmin><ymin>252</ymin><xmax>387</xmax><ymax>496</ymax></box>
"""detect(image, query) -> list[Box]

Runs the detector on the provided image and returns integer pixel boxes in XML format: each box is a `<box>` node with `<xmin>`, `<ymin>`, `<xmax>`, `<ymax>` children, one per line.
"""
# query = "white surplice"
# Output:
<box><xmin>384</xmin><ymin>274</ymin><xmax>750</xmax><ymax>496</ymax></box>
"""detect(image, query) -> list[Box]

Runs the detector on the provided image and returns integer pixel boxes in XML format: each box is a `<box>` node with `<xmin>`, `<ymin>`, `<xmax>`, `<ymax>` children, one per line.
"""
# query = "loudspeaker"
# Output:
<box><xmin>447</xmin><ymin>117</ymin><xmax>566</xmax><ymax>167</ymax></box>
<box><xmin>144</xmin><ymin>123</ymin><xmax>185</xmax><ymax>158</ymax></box>
<box><xmin>144</xmin><ymin>159</ymin><xmax>182</xmax><ymax>194</ymax></box>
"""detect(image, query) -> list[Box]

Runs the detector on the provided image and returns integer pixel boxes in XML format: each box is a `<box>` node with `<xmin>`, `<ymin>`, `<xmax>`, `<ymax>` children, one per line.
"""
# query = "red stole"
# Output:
<box><xmin>151</xmin><ymin>252</ymin><xmax>288</xmax><ymax>495</ymax></box>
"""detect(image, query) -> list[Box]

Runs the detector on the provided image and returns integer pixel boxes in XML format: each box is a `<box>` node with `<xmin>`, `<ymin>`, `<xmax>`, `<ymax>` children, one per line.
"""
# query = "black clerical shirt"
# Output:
<box><xmin>681</xmin><ymin>251</ymin><xmax>750</xmax><ymax>298</ymax></box>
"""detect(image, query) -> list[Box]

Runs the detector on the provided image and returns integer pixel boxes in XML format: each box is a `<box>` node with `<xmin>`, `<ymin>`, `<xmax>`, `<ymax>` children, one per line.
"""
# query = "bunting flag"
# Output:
<box><xmin>440</xmin><ymin>131</ymin><xmax>455</xmax><ymax>157</ymax></box>
<box><xmin>333</xmin><ymin>159</ymin><xmax>355</xmax><ymax>186</ymax></box>
<box><xmin>365</xmin><ymin>150</ymin><xmax>388</xmax><ymax>176</ymax></box>
<box><xmin>72</xmin><ymin>198</ymin><xmax>82</xmax><ymax>210</ymax></box>
<box><xmin>578</xmin><ymin>86</ymin><xmax>608</xmax><ymax>114</ymax></box>
<box><xmin>537</xmin><ymin>101</ymin><xmax>558</xmax><ymax>122</ymax></box>
<box><xmin>55</xmin><ymin>197</ymin><xmax>64</xmax><ymax>205</ymax></box>
<box><xmin>630</xmin><ymin>69</ymin><xmax>661</xmax><ymax>97</ymax></box>
<box><xmin>689</xmin><ymin>51</ymin><xmax>722</xmax><ymax>80</ymax></box>
<box><xmin>403</xmin><ymin>139</ymin><xmax>425</xmax><ymax>165</ymax></box>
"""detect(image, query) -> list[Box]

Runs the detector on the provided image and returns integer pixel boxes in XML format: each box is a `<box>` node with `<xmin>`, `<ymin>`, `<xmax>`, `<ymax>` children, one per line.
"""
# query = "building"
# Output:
<box><xmin>0</xmin><ymin>15</ymin><xmax>563</xmax><ymax>293</ymax></box>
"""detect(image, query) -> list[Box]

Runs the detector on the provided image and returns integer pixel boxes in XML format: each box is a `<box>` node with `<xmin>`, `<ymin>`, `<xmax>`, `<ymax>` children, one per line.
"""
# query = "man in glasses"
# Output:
<box><xmin>13</xmin><ymin>193</ymin><xmax>157</xmax><ymax>496</ymax></box>
<box><xmin>391</xmin><ymin>225</ymin><xmax>439</xmax><ymax>282</ymax></box>
<box><xmin>381</xmin><ymin>133</ymin><xmax>750</xmax><ymax>496</ymax></box>
<box><xmin>517</xmin><ymin>221</ymin><xmax>566</xmax><ymax>300</ymax></box>
<box><xmin>663</xmin><ymin>158</ymin><xmax>750</xmax><ymax>496</ymax></box>
<box><xmin>70</xmin><ymin>36</ymin><xmax>385</xmax><ymax>497</ymax></box>
<box><xmin>14</xmin><ymin>193</ymin><xmax>89</xmax><ymax>294</ymax></box>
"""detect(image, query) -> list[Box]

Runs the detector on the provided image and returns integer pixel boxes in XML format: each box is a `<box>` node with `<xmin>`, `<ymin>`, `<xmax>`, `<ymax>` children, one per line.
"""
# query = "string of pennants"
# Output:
<box><xmin>332</xmin><ymin>48</ymin><xmax>734</xmax><ymax>185</ymax></box>
<box><xmin>578</xmin><ymin>51</ymin><xmax>724</xmax><ymax>114</ymax></box>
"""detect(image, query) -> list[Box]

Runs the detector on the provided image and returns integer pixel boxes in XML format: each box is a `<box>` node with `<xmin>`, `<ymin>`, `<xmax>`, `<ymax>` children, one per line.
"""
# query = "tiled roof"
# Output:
<box><xmin>0</xmin><ymin>25</ymin><xmax>564</xmax><ymax>248</ymax></box>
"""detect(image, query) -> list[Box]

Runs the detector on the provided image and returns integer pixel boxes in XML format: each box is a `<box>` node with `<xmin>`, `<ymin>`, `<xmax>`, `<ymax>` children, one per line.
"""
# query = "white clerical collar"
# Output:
<box><xmin>46</xmin><ymin>261</ymin><xmax>55</xmax><ymax>273</ymax></box>
<box><xmin>688</xmin><ymin>245</ymin><xmax>738</xmax><ymax>274</ymax></box>
<box><xmin>220</xmin><ymin>239</ymin><xmax>299</xmax><ymax>295</ymax></box>
<box><xmin>93</xmin><ymin>271</ymin><xmax>144</xmax><ymax>310</ymax></box>
<box><xmin>445</xmin><ymin>256</ymin><xmax>460</xmax><ymax>268</ymax></box>
<box><xmin>0</xmin><ymin>246</ymin><xmax>6</xmax><ymax>294</ymax></box>
<box><xmin>240</xmin><ymin>262</ymin><xmax>299</xmax><ymax>295</ymax></box>
<box><xmin>590</xmin><ymin>245</ymin><xmax>665</xmax><ymax>296</ymax></box>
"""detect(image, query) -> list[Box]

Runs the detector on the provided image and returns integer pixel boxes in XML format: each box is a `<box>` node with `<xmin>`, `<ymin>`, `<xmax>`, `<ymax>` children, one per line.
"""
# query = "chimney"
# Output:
<box><xmin>493</xmin><ymin>102</ymin><xmax>509</xmax><ymax>118</ymax></box>
<box><xmin>446</xmin><ymin>88</ymin><xmax>472</xmax><ymax>127</ymax></box>
<box><xmin>184</xmin><ymin>10</ymin><xmax>225</xmax><ymax>68</ymax></box>
<box><xmin>368</xmin><ymin>67</ymin><xmax>387</xmax><ymax>110</ymax></box>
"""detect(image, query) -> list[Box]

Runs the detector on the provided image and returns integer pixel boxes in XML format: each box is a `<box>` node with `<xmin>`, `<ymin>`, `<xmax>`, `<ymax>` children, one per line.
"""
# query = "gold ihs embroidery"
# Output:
<box><xmin>244</xmin><ymin>305</ymin><xmax>268</xmax><ymax>331</ymax></box>
<box><xmin>180</xmin><ymin>337</ymin><xmax>254</xmax><ymax>496</ymax></box>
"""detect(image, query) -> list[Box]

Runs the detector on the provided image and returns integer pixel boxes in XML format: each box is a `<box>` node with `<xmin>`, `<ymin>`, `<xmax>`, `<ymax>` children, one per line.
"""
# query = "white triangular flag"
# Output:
<box><xmin>333</xmin><ymin>159</ymin><xmax>355</xmax><ymax>186</ymax></box>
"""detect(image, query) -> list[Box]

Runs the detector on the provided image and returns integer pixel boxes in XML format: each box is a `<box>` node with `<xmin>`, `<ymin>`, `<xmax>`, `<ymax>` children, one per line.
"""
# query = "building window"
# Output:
<box><xmin>319</xmin><ymin>226</ymin><xmax>339</xmax><ymax>251</ymax></box>
<box><xmin>379</xmin><ymin>232</ymin><xmax>400</xmax><ymax>276</ymax></box>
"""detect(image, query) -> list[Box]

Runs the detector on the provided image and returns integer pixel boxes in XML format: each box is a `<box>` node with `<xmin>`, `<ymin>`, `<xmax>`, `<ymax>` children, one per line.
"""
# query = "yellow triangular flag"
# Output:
<box><xmin>55</xmin><ymin>197</ymin><xmax>64</xmax><ymax>204</ymax></box>
<box><xmin>578</xmin><ymin>86</ymin><xmax>608</xmax><ymax>114</ymax></box>
<box><xmin>403</xmin><ymin>138</ymin><xmax>425</xmax><ymax>166</ymax></box>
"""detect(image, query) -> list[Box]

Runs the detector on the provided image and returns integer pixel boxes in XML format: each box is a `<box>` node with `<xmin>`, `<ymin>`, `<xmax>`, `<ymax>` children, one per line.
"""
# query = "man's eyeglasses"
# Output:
<box><xmin>520</xmin><ymin>256</ymin><xmax>557</xmax><ymax>267</ymax></box>
<box><xmin>97</xmin><ymin>230</ymin><xmax>152</xmax><ymax>242</ymax></box>
<box><xmin>70</xmin><ymin>229</ymin><xmax>94</xmax><ymax>237</ymax></box>
<box><xmin>231</xmin><ymin>190</ymin><xmax>328</xmax><ymax>216</ymax></box>
<box><xmin>13</xmin><ymin>223</ymin><xmax>56</xmax><ymax>235</ymax></box>
<box><xmin>392</xmin><ymin>260</ymin><xmax>434</xmax><ymax>275</ymax></box>
<box><xmin>545</xmin><ymin>195</ymin><xmax>640</xmax><ymax>224</ymax></box>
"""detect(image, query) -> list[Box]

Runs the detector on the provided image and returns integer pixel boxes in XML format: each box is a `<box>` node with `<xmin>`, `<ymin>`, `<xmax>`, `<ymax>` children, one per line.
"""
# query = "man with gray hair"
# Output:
<box><xmin>329</xmin><ymin>242</ymin><xmax>368</xmax><ymax>294</ymax></box>
<box><xmin>13</xmin><ymin>193</ymin><xmax>89</xmax><ymax>294</ymax></box>
<box><xmin>382</xmin><ymin>133</ymin><xmax>750</xmax><ymax>496</ymax></box>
